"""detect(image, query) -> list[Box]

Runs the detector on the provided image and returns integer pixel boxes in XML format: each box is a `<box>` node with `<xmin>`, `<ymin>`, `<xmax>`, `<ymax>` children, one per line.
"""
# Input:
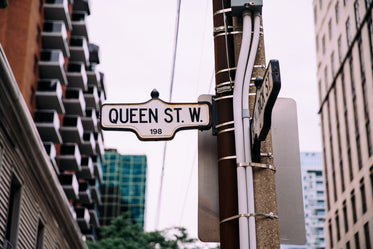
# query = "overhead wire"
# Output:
<box><xmin>178</xmin><ymin>0</ymin><xmax>213</xmax><ymax>226</ymax></box>
<box><xmin>155</xmin><ymin>0</ymin><xmax>182</xmax><ymax>229</ymax></box>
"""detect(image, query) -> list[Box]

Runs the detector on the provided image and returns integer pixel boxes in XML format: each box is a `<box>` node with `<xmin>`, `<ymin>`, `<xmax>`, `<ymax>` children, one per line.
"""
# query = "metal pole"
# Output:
<box><xmin>212</xmin><ymin>0</ymin><xmax>239</xmax><ymax>248</ymax></box>
<box><xmin>212</xmin><ymin>1</ymin><xmax>281</xmax><ymax>248</ymax></box>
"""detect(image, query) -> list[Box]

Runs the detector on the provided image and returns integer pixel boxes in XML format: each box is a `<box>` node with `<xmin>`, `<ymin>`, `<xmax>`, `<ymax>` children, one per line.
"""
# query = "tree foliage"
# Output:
<box><xmin>86</xmin><ymin>213</ymin><xmax>219</xmax><ymax>249</ymax></box>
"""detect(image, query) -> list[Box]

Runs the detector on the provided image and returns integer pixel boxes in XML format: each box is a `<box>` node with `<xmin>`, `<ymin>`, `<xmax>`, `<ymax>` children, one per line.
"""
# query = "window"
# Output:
<box><xmin>349</xmin><ymin>54</ymin><xmax>363</xmax><ymax>171</ymax></box>
<box><xmin>346</xmin><ymin>241</ymin><xmax>351</xmax><ymax>249</ymax></box>
<box><xmin>343</xmin><ymin>200</ymin><xmax>349</xmax><ymax>232</ymax></box>
<box><xmin>351</xmin><ymin>190</ymin><xmax>357</xmax><ymax>223</ymax></box>
<box><xmin>357</xmin><ymin>35</ymin><xmax>373</xmax><ymax>157</ymax></box>
<box><xmin>36</xmin><ymin>25</ymin><xmax>41</xmax><ymax>42</ymax></box>
<box><xmin>322</xmin><ymin>142</ymin><xmax>331</xmax><ymax>210</ymax></box>
<box><xmin>370</xmin><ymin>166</ymin><xmax>373</xmax><ymax>198</ymax></box>
<box><xmin>318</xmin><ymin>80</ymin><xmax>322</xmax><ymax>102</ymax></box>
<box><xmin>338</xmin><ymin>35</ymin><xmax>343</xmax><ymax>62</ymax></box>
<box><xmin>0</xmin><ymin>144</ymin><xmax>3</xmax><ymax>169</ymax></box>
<box><xmin>39</xmin><ymin>0</ymin><xmax>43</xmax><ymax>12</ymax></box>
<box><xmin>328</xmin><ymin>219</ymin><xmax>333</xmax><ymax>248</ymax></box>
<box><xmin>334</xmin><ymin>89</ymin><xmax>343</xmax><ymax>193</ymax></box>
<box><xmin>346</xmin><ymin>17</ymin><xmax>352</xmax><ymax>46</ymax></box>
<box><xmin>35</xmin><ymin>220</ymin><xmax>44</xmax><ymax>249</ymax></box>
<box><xmin>360</xmin><ymin>178</ymin><xmax>367</xmax><ymax>214</ymax></box>
<box><xmin>355</xmin><ymin>232</ymin><xmax>360</xmax><ymax>249</ymax></box>
<box><xmin>335</xmin><ymin>211</ymin><xmax>341</xmax><ymax>241</ymax></box>
<box><xmin>364</xmin><ymin>222</ymin><xmax>372</xmax><ymax>249</ymax></box>
<box><xmin>33</xmin><ymin>55</ymin><xmax>38</xmax><ymax>73</ymax></box>
<box><xmin>354</xmin><ymin>0</ymin><xmax>361</xmax><ymax>29</ymax></box>
<box><xmin>328</xmin><ymin>19</ymin><xmax>333</xmax><ymax>40</ymax></box>
<box><xmin>322</xmin><ymin>35</ymin><xmax>326</xmax><ymax>54</ymax></box>
<box><xmin>324</xmin><ymin>66</ymin><xmax>329</xmax><ymax>90</ymax></box>
<box><xmin>366</xmin><ymin>0</ymin><xmax>373</xmax><ymax>8</ymax></box>
<box><xmin>331</xmin><ymin>51</ymin><xmax>335</xmax><ymax>76</ymax></box>
<box><xmin>368</xmin><ymin>17</ymin><xmax>373</xmax><ymax>85</ymax></box>
<box><xmin>6</xmin><ymin>175</ymin><xmax>22</xmax><ymax>247</ymax></box>
<box><xmin>30</xmin><ymin>87</ymin><xmax>35</xmax><ymax>107</ymax></box>
<box><xmin>341</xmin><ymin>71</ymin><xmax>353</xmax><ymax>181</ymax></box>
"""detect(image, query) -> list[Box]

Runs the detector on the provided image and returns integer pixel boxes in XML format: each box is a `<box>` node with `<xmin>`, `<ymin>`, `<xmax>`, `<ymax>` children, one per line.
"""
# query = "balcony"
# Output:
<box><xmin>75</xmin><ymin>206</ymin><xmax>91</xmax><ymax>231</ymax></box>
<box><xmin>42</xmin><ymin>21</ymin><xmax>69</xmax><ymax>57</ymax></box>
<box><xmin>71</xmin><ymin>11</ymin><xmax>89</xmax><ymax>40</ymax></box>
<box><xmin>34</xmin><ymin>110</ymin><xmax>62</xmax><ymax>144</ymax></box>
<box><xmin>70</xmin><ymin>36</ymin><xmax>89</xmax><ymax>66</ymax></box>
<box><xmin>86</xmin><ymin>69</ymin><xmax>100</xmax><ymax>87</ymax></box>
<box><xmin>44</xmin><ymin>0</ymin><xmax>72</xmax><ymax>30</ymax></box>
<box><xmin>83</xmin><ymin>227</ymin><xmax>97</xmax><ymax>242</ymax></box>
<box><xmin>85</xmin><ymin>203</ymin><xmax>100</xmax><ymax>228</ymax></box>
<box><xmin>98</xmin><ymin>72</ymin><xmax>106</xmax><ymax>96</ymax></box>
<box><xmin>70</xmin><ymin>204</ymin><xmax>77</xmax><ymax>219</ymax></box>
<box><xmin>58</xmin><ymin>172</ymin><xmax>79</xmax><ymax>200</ymax></box>
<box><xmin>94</xmin><ymin>132</ymin><xmax>104</xmax><ymax>161</ymax></box>
<box><xmin>63</xmin><ymin>88</ymin><xmax>86</xmax><ymax>116</ymax></box>
<box><xmin>73</xmin><ymin>0</ymin><xmax>91</xmax><ymax>15</ymax></box>
<box><xmin>88</xmin><ymin>43</ymin><xmax>100</xmax><ymax>65</ymax></box>
<box><xmin>39</xmin><ymin>50</ymin><xmax>67</xmax><ymax>85</ymax></box>
<box><xmin>57</xmin><ymin>144</ymin><xmax>82</xmax><ymax>172</ymax></box>
<box><xmin>43</xmin><ymin>142</ymin><xmax>59</xmax><ymax>174</ymax></box>
<box><xmin>84</xmin><ymin>86</ymin><xmax>99</xmax><ymax>109</ymax></box>
<box><xmin>78</xmin><ymin>180</ymin><xmax>92</xmax><ymax>204</ymax></box>
<box><xmin>77</xmin><ymin>155</ymin><xmax>94</xmax><ymax>179</ymax></box>
<box><xmin>81</xmin><ymin>108</ymin><xmax>98</xmax><ymax>132</ymax></box>
<box><xmin>79</xmin><ymin>132</ymin><xmax>96</xmax><ymax>156</ymax></box>
<box><xmin>91</xmin><ymin>155</ymin><xmax>103</xmax><ymax>184</ymax></box>
<box><xmin>88</xmin><ymin>178</ymin><xmax>101</xmax><ymax>206</ymax></box>
<box><xmin>67</xmin><ymin>62</ymin><xmax>87</xmax><ymax>91</ymax></box>
<box><xmin>60</xmin><ymin>115</ymin><xmax>84</xmax><ymax>143</ymax></box>
<box><xmin>36</xmin><ymin>79</ymin><xmax>65</xmax><ymax>114</ymax></box>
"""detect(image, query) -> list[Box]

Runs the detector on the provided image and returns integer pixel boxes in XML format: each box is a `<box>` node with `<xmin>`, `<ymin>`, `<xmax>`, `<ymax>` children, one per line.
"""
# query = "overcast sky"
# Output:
<box><xmin>88</xmin><ymin>0</ymin><xmax>320</xmax><ymax>239</ymax></box>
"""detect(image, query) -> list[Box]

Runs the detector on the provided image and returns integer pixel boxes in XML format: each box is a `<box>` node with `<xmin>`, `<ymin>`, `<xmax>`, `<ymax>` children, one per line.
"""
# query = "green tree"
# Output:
<box><xmin>86</xmin><ymin>214</ymin><xmax>219</xmax><ymax>249</ymax></box>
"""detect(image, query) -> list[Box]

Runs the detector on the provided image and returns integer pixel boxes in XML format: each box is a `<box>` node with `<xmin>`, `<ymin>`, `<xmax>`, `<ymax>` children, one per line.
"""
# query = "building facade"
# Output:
<box><xmin>100</xmin><ymin>149</ymin><xmax>147</xmax><ymax>228</ymax></box>
<box><xmin>0</xmin><ymin>0</ymin><xmax>106</xmax><ymax>247</ymax></box>
<box><xmin>282</xmin><ymin>152</ymin><xmax>326</xmax><ymax>249</ymax></box>
<box><xmin>313</xmin><ymin>0</ymin><xmax>373</xmax><ymax>248</ymax></box>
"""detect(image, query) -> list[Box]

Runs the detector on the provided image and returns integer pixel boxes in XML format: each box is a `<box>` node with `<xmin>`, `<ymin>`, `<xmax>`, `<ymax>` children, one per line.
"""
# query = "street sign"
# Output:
<box><xmin>272</xmin><ymin>98</ymin><xmax>306</xmax><ymax>245</ymax></box>
<box><xmin>100</xmin><ymin>92</ymin><xmax>211</xmax><ymax>141</ymax></box>
<box><xmin>251</xmin><ymin>60</ymin><xmax>281</xmax><ymax>157</ymax></box>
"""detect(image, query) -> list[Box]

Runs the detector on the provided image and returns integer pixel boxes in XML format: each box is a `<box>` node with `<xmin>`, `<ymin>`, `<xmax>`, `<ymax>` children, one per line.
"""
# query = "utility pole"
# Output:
<box><xmin>211</xmin><ymin>0</ymin><xmax>280</xmax><ymax>248</ymax></box>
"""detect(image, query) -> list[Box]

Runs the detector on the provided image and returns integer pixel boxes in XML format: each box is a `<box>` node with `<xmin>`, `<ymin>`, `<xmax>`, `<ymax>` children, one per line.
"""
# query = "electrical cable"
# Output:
<box><xmin>178</xmin><ymin>149</ymin><xmax>197</xmax><ymax>225</ymax></box>
<box><xmin>233</xmin><ymin>11</ymin><xmax>253</xmax><ymax>249</ymax></box>
<box><xmin>168</xmin><ymin>0</ymin><xmax>182</xmax><ymax>102</ymax></box>
<box><xmin>155</xmin><ymin>0</ymin><xmax>182</xmax><ymax>230</ymax></box>
<box><xmin>242</xmin><ymin>12</ymin><xmax>261</xmax><ymax>249</ymax></box>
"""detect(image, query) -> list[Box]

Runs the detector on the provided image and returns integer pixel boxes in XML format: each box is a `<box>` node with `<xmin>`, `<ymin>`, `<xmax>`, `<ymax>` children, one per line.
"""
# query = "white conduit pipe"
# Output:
<box><xmin>233</xmin><ymin>11</ymin><xmax>252</xmax><ymax>249</ymax></box>
<box><xmin>242</xmin><ymin>12</ymin><xmax>261</xmax><ymax>249</ymax></box>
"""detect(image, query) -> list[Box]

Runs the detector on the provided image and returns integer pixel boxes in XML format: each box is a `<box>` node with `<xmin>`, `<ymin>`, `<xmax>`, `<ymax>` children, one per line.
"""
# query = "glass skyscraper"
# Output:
<box><xmin>100</xmin><ymin>149</ymin><xmax>147</xmax><ymax>227</ymax></box>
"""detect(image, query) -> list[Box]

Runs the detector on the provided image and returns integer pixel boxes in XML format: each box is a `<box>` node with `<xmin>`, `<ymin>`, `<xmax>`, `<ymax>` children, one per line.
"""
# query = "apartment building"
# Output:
<box><xmin>0</xmin><ymin>0</ymin><xmax>106</xmax><ymax>247</ymax></box>
<box><xmin>313</xmin><ymin>0</ymin><xmax>373</xmax><ymax>248</ymax></box>
<box><xmin>100</xmin><ymin>149</ymin><xmax>147</xmax><ymax>228</ymax></box>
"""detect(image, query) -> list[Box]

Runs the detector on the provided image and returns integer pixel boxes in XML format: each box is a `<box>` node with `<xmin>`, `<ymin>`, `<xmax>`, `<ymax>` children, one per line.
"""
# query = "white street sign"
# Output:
<box><xmin>100</xmin><ymin>97</ymin><xmax>211</xmax><ymax>141</ymax></box>
<box><xmin>251</xmin><ymin>60</ymin><xmax>281</xmax><ymax>157</ymax></box>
